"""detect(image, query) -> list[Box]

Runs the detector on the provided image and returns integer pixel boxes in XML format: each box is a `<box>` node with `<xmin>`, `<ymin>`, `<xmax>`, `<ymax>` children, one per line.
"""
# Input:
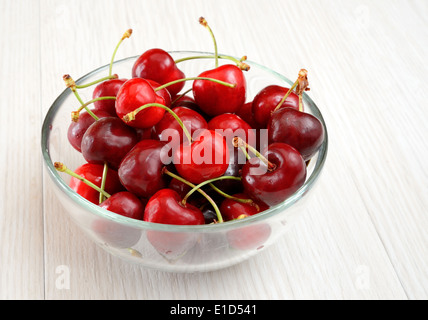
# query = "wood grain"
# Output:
<box><xmin>0</xmin><ymin>0</ymin><xmax>427</xmax><ymax>300</ymax></box>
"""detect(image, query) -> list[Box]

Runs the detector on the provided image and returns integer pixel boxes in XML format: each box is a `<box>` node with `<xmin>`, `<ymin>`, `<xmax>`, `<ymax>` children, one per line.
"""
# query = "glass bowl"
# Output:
<box><xmin>41</xmin><ymin>51</ymin><xmax>328</xmax><ymax>272</ymax></box>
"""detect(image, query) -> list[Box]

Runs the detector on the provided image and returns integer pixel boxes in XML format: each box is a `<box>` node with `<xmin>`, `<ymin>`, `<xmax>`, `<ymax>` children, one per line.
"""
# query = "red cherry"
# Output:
<box><xmin>252</xmin><ymin>85</ymin><xmax>299</xmax><ymax>127</ymax></box>
<box><xmin>207</xmin><ymin>113</ymin><xmax>256</xmax><ymax>147</ymax></box>
<box><xmin>193</xmin><ymin>64</ymin><xmax>246</xmax><ymax>117</ymax></box>
<box><xmin>132</xmin><ymin>48</ymin><xmax>185</xmax><ymax>97</ymax></box>
<box><xmin>227</xmin><ymin>223</ymin><xmax>271</xmax><ymax>250</ymax></box>
<box><xmin>118</xmin><ymin>139</ymin><xmax>169</xmax><ymax>198</ymax></box>
<box><xmin>268</xmin><ymin>108</ymin><xmax>325</xmax><ymax>161</ymax></box>
<box><xmin>81</xmin><ymin>117</ymin><xmax>138</xmax><ymax>169</ymax></box>
<box><xmin>92</xmin><ymin>78</ymin><xmax>127</xmax><ymax>115</ymax></box>
<box><xmin>241</xmin><ymin>142</ymin><xmax>306</xmax><ymax>207</ymax></box>
<box><xmin>173</xmin><ymin>129</ymin><xmax>230</xmax><ymax>184</ymax></box>
<box><xmin>68</xmin><ymin>163</ymin><xmax>124</xmax><ymax>205</ymax></box>
<box><xmin>235</xmin><ymin>101</ymin><xmax>261</xmax><ymax>129</ymax></box>
<box><xmin>99</xmin><ymin>191</ymin><xmax>145</xmax><ymax>220</ymax></box>
<box><xmin>153</xmin><ymin>106</ymin><xmax>208</xmax><ymax>145</ymax></box>
<box><xmin>220</xmin><ymin>193</ymin><xmax>269</xmax><ymax>221</ymax></box>
<box><xmin>144</xmin><ymin>188</ymin><xmax>205</xmax><ymax>225</ymax></box>
<box><xmin>115</xmin><ymin>78</ymin><xmax>166</xmax><ymax>129</ymax></box>
<box><xmin>67</xmin><ymin>109</ymin><xmax>111</xmax><ymax>152</ymax></box>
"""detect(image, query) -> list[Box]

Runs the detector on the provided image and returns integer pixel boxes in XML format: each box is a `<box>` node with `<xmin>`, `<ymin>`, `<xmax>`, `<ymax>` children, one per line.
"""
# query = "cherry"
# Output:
<box><xmin>173</xmin><ymin>129</ymin><xmax>230</xmax><ymax>184</ymax></box>
<box><xmin>132</xmin><ymin>48</ymin><xmax>186</xmax><ymax>97</ymax></box>
<box><xmin>92</xmin><ymin>78</ymin><xmax>127</xmax><ymax>115</ymax></box>
<box><xmin>115</xmin><ymin>78</ymin><xmax>167</xmax><ymax>129</ymax></box>
<box><xmin>240</xmin><ymin>142</ymin><xmax>306</xmax><ymax>207</ymax></box>
<box><xmin>193</xmin><ymin>64</ymin><xmax>246</xmax><ymax>117</ymax></box>
<box><xmin>252</xmin><ymin>85</ymin><xmax>299</xmax><ymax>128</ymax></box>
<box><xmin>235</xmin><ymin>101</ymin><xmax>261</xmax><ymax>130</ymax></box>
<box><xmin>67</xmin><ymin>109</ymin><xmax>111</xmax><ymax>152</ymax></box>
<box><xmin>153</xmin><ymin>106</ymin><xmax>208</xmax><ymax>145</ymax></box>
<box><xmin>220</xmin><ymin>193</ymin><xmax>269</xmax><ymax>221</ymax></box>
<box><xmin>57</xmin><ymin>162</ymin><xmax>124</xmax><ymax>205</ymax></box>
<box><xmin>118</xmin><ymin>139</ymin><xmax>169</xmax><ymax>199</ymax></box>
<box><xmin>144</xmin><ymin>188</ymin><xmax>205</xmax><ymax>225</ymax></box>
<box><xmin>99</xmin><ymin>191</ymin><xmax>145</xmax><ymax>220</ymax></box>
<box><xmin>268</xmin><ymin>107</ymin><xmax>325</xmax><ymax>161</ymax></box>
<box><xmin>144</xmin><ymin>79</ymin><xmax>172</xmax><ymax>107</ymax></box>
<box><xmin>81</xmin><ymin>117</ymin><xmax>138</xmax><ymax>169</ymax></box>
<box><xmin>211</xmin><ymin>148</ymin><xmax>244</xmax><ymax>195</ymax></box>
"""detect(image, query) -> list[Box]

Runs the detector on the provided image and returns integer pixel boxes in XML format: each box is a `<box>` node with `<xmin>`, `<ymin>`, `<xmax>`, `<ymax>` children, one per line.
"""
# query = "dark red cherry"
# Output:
<box><xmin>81</xmin><ymin>117</ymin><xmax>138</xmax><ymax>169</ymax></box>
<box><xmin>99</xmin><ymin>191</ymin><xmax>145</xmax><ymax>220</ymax></box>
<box><xmin>132</xmin><ymin>48</ymin><xmax>185</xmax><ymax>97</ymax></box>
<box><xmin>115</xmin><ymin>78</ymin><xmax>166</xmax><ymax>129</ymax></box>
<box><xmin>171</xmin><ymin>94</ymin><xmax>195</xmax><ymax>107</ymax></box>
<box><xmin>173</xmin><ymin>129</ymin><xmax>230</xmax><ymax>184</ymax></box>
<box><xmin>144</xmin><ymin>189</ymin><xmax>205</xmax><ymax>225</ymax></box>
<box><xmin>235</xmin><ymin>101</ymin><xmax>261</xmax><ymax>130</ymax></box>
<box><xmin>252</xmin><ymin>85</ymin><xmax>299</xmax><ymax>127</ymax></box>
<box><xmin>92</xmin><ymin>78</ymin><xmax>127</xmax><ymax>115</ymax></box>
<box><xmin>153</xmin><ymin>106</ymin><xmax>208</xmax><ymax>146</ymax></box>
<box><xmin>241</xmin><ymin>143</ymin><xmax>306</xmax><ymax>207</ymax></box>
<box><xmin>212</xmin><ymin>148</ymin><xmax>244</xmax><ymax>195</ymax></box>
<box><xmin>220</xmin><ymin>193</ymin><xmax>269</xmax><ymax>221</ymax></box>
<box><xmin>67</xmin><ymin>109</ymin><xmax>111</xmax><ymax>152</ymax></box>
<box><xmin>208</xmin><ymin>113</ymin><xmax>256</xmax><ymax>147</ymax></box>
<box><xmin>118</xmin><ymin>139</ymin><xmax>169</xmax><ymax>199</ymax></box>
<box><xmin>68</xmin><ymin>163</ymin><xmax>124</xmax><ymax>205</ymax></box>
<box><xmin>268</xmin><ymin>108</ymin><xmax>325</xmax><ymax>161</ymax></box>
<box><xmin>193</xmin><ymin>64</ymin><xmax>246</xmax><ymax>117</ymax></box>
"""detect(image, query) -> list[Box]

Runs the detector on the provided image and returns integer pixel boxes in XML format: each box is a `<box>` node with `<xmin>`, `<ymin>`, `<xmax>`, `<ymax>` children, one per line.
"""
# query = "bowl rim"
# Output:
<box><xmin>41</xmin><ymin>51</ymin><xmax>328</xmax><ymax>233</ymax></box>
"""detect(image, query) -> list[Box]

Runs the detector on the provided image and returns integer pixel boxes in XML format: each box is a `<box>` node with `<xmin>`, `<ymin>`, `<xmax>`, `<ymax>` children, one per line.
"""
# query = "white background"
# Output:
<box><xmin>0</xmin><ymin>0</ymin><xmax>427</xmax><ymax>299</ymax></box>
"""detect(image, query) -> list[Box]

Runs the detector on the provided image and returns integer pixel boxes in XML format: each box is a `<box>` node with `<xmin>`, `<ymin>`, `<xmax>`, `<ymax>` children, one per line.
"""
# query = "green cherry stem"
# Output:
<box><xmin>233</xmin><ymin>137</ymin><xmax>276</xmax><ymax>171</ymax></box>
<box><xmin>99</xmin><ymin>162</ymin><xmax>109</xmax><ymax>204</ymax></box>
<box><xmin>199</xmin><ymin>17</ymin><xmax>218</xmax><ymax>68</ymax></box>
<box><xmin>123</xmin><ymin>103</ymin><xmax>193</xmax><ymax>143</ymax></box>
<box><xmin>154</xmin><ymin>76</ymin><xmax>236</xmax><ymax>92</ymax></box>
<box><xmin>208</xmin><ymin>183</ymin><xmax>254</xmax><ymax>204</ymax></box>
<box><xmin>75</xmin><ymin>74</ymin><xmax>119</xmax><ymax>89</ymax></box>
<box><xmin>162</xmin><ymin>168</ymin><xmax>224</xmax><ymax>223</ymax></box>
<box><xmin>71</xmin><ymin>96</ymin><xmax>116</xmax><ymax>122</ymax></box>
<box><xmin>54</xmin><ymin>162</ymin><xmax>111</xmax><ymax>199</ymax></box>
<box><xmin>63</xmin><ymin>74</ymin><xmax>99</xmax><ymax>121</ymax></box>
<box><xmin>272</xmin><ymin>79</ymin><xmax>299</xmax><ymax>114</ymax></box>
<box><xmin>174</xmin><ymin>54</ymin><xmax>251</xmax><ymax>71</ymax></box>
<box><xmin>109</xmin><ymin>29</ymin><xmax>132</xmax><ymax>76</ymax></box>
<box><xmin>170</xmin><ymin>88</ymin><xmax>193</xmax><ymax>105</ymax></box>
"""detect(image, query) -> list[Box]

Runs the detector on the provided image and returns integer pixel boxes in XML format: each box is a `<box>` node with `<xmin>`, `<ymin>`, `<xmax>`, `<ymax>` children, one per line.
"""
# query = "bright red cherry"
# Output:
<box><xmin>92</xmin><ymin>78</ymin><xmax>127</xmax><ymax>115</ymax></box>
<box><xmin>118</xmin><ymin>139</ymin><xmax>169</xmax><ymax>198</ymax></box>
<box><xmin>144</xmin><ymin>189</ymin><xmax>205</xmax><ymax>225</ymax></box>
<box><xmin>193</xmin><ymin>64</ymin><xmax>246</xmax><ymax>117</ymax></box>
<box><xmin>252</xmin><ymin>85</ymin><xmax>299</xmax><ymax>128</ymax></box>
<box><xmin>220</xmin><ymin>193</ymin><xmax>269</xmax><ymax>221</ymax></box>
<box><xmin>173</xmin><ymin>129</ymin><xmax>230</xmax><ymax>184</ymax></box>
<box><xmin>68</xmin><ymin>163</ymin><xmax>124</xmax><ymax>205</ymax></box>
<box><xmin>81</xmin><ymin>117</ymin><xmax>138</xmax><ymax>169</ymax></box>
<box><xmin>268</xmin><ymin>108</ymin><xmax>325</xmax><ymax>161</ymax></box>
<box><xmin>153</xmin><ymin>106</ymin><xmax>208</xmax><ymax>145</ymax></box>
<box><xmin>115</xmin><ymin>78</ymin><xmax>166</xmax><ymax>129</ymax></box>
<box><xmin>208</xmin><ymin>113</ymin><xmax>256</xmax><ymax>147</ymax></box>
<box><xmin>132</xmin><ymin>48</ymin><xmax>185</xmax><ymax>97</ymax></box>
<box><xmin>67</xmin><ymin>109</ymin><xmax>111</xmax><ymax>152</ymax></box>
<box><xmin>241</xmin><ymin>142</ymin><xmax>306</xmax><ymax>207</ymax></box>
<box><xmin>99</xmin><ymin>191</ymin><xmax>145</xmax><ymax>220</ymax></box>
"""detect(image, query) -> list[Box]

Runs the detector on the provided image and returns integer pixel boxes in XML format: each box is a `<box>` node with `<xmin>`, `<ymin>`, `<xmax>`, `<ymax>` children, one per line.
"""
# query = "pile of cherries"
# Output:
<box><xmin>56</xmin><ymin>18</ymin><xmax>325</xmax><ymax>233</ymax></box>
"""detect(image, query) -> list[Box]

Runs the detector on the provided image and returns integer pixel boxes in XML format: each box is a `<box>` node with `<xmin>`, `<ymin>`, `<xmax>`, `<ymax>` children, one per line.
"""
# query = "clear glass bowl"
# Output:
<box><xmin>41</xmin><ymin>51</ymin><xmax>328</xmax><ymax>272</ymax></box>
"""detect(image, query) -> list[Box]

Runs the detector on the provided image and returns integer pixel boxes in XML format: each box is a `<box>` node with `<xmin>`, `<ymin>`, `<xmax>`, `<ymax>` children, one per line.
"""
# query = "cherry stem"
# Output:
<box><xmin>174</xmin><ymin>54</ymin><xmax>250</xmax><ymax>71</ymax></box>
<box><xmin>109</xmin><ymin>29</ymin><xmax>132</xmax><ymax>76</ymax></box>
<box><xmin>154</xmin><ymin>76</ymin><xmax>236</xmax><ymax>92</ymax></box>
<box><xmin>272</xmin><ymin>79</ymin><xmax>299</xmax><ymax>113</ymax></box>
<box><xmin>208</xmin><ymin>183</ymin><xmax>255</xmax><ymax>205</ymax></box>
<box><xmin>71</xmin><ymin>96</ymin><xmax>116</xmax><ymax>122</ymax></box>
<box><xmin>199</xmin><ymin>17</ymin><xmax>218</xmax><ymax>68</ymax></box>
<box><xmin>99</xmin><ymin>162</ymin><xmax>109</xmax><ymax>204</ymax></box>
<box><xmin>162</xmin><ymin>168</ymin><xmax>224</xmax><ymax>223</ymax></box>
<box><xmin>63</xmin><ymin>74</ymin><xmax>99</xmax><ymax>121</ymax></box>
<box><xmin>170</xmin><ymin>88</ymin><xmax>193</xmax><ymax>105</ymax></box>
<box><xmin>75</xmin><ymin>74</ymin><xmax>118</xmax><ymax>89</ymax></box>
<box><xmin>54</xmin><ymin>162</ymin><xmax>111</xmax><ymax>199</ymax></box>
<box><xmin>123</xmin><ymin>103</ymin><xmax>193</xmax><ymax>143</ymax></box>
<box><xmin>233</xmin><ymin>137</ymin><xmax>276</xmax><ymax>171</ymax></box>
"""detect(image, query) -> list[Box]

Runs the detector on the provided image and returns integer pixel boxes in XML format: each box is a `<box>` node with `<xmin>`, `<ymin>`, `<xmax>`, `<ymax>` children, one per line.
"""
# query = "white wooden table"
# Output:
<box><xmin>1</xmin><ymin>0</ymin><xmax>427</xmax><ymax>300</ymax></box>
